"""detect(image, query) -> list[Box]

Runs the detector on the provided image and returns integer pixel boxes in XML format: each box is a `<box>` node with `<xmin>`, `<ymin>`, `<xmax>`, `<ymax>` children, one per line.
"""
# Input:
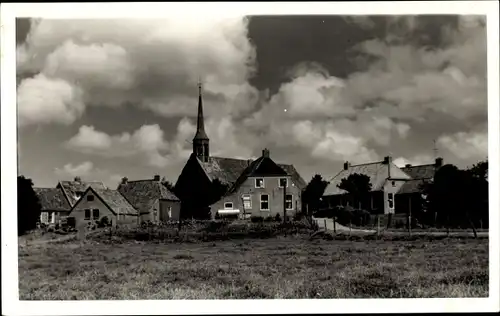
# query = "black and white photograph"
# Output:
<box><xmin>1</xmin><ymin>1</ymin><xmax>499</xmax><ymax>314</ymax></box>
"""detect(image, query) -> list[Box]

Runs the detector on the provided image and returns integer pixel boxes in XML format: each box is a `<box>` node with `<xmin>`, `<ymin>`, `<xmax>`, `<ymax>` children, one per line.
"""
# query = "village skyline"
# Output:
<box><xmin>16</xmin><ymin>15</ymin><xmax>487</xmax><ymax>189</ymax></box>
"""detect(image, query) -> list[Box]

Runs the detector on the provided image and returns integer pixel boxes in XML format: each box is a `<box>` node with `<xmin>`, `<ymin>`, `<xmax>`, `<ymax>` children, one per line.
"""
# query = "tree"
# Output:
<box><xmin>422</xmin><ymin>163</ymin><xmax>484</xmax><ymax>238</ymax></box>
<box><xmin>302</xmin><ymin>174</ymin><xmax>329</xmax><ymax>215</ymax></box>
<box><xmin>17</xmin><ymin>175</ymin><xmax>42</xmax><ymax>235</ymax></box>
<box><xmin>337</xmin><ymin>173</ymin><xmax>372</xmax><ymax>210</ymax></box>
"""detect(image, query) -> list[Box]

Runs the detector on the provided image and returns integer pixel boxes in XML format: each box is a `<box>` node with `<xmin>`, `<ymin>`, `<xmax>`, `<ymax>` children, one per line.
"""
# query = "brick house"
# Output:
<box><xmin>117</xmin><ymin>175</ymin><xmax>181</xmax><ymax>223</ymax></box>
<box><xmin>323</xmin><ymin>156</ymin><xmax>411</xmax><ymax>214</ymax></box>
<box><xmin>34</xmin><ymin>187</ymin><xmax>71</xmax><ymax>225</ymax></box>
<box><xmin>68</xmin><ymin>186</ymin><xmax>138</xmax><ymax>228</ymax></box>
<box><xmin>395</xmin><ymin>158</ymin><xmax>443</xmax><ymax>215</ymax></box>
<box><xmin>56</xmin><ymin>177</ymin><xmax>107</xmax><ymax>207</ymax></box>
<box><xmin>175</xmin><ymin>83</ymin><xmax>306</xmax><ymax>219</ymax></box>
<box><xmin>210</xmin><ymin>148</ymin><xmax>304</xmax><ymax>219</ymax></box>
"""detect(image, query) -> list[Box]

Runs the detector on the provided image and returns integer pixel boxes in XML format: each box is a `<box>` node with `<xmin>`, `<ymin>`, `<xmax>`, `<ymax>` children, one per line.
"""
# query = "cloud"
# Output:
<box><xmin>17</xmin><ymin>74</ymin><xmax>85</xmax><ymax>126</ymax></box>
<box><xmin>65</xmin><ymin>124</ymin><xmax>171</xmax><ymax>167</ymax></box>
<box><xmin>17</xmin><ymin>17</ymin><xmax>257</xmax><ymax>126</ymax></box>
<box><xmin>54</xmin><ymin>160</ymin><xmax>125</xmax><ymax>188</ymax></box>
<box><xmin>55</xmin><ymin>161</ymin><xmax>94</xmax><ymax>178</ymax></box>
<box><xmin>393</xmin><ymin>154</ymin><xmax>434</xmax><ymax>168</ymax></box>
<box><xmin>437</xmin><ymin>130</ymin><xmax>488</xmax><ymax>161</ymax></box>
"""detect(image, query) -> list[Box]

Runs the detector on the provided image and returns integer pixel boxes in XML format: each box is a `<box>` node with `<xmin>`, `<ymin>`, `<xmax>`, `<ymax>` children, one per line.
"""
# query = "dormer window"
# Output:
<box><xmin>224</xmin><ymin>202</ymin><xmax>233</xmax><ymax>209</ymax></box>
<box><xmin>255</xmin><ymin>178</ymin><xmax>264</xmax><ymax>188</ymax></box>
<box><xmin>279</xmin><ymin>178</ymin><xmax>288</xmax><ymax>188</ymax></box>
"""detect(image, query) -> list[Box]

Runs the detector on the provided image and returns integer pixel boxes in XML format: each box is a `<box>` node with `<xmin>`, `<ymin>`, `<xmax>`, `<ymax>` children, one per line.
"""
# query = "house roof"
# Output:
<box><xmin>324</xmin><ymin>160</ymin><xmax>411</xmax><ymax>196</ymax></box>
<box><xmin>34</xmin><ymin>187</ymin><xmax>71</xmax><ymax>212</ymax></box>
<box><xmin>398</xmin><ymin>164</ymin><xmax>437</xmax><ymax>194</ymax></box>
<box><xmin>196</xmin><ymin>156</ymin><xmax>307</xmax><ymax>190</ymax></box>
<box><xmin>57</xmin><ymin>180</ymin><xmax>107</xmax><ymax>206</ymax></box>
<box><xmin>91</xmin><ymin>188</ymin><xmax>138</xmax><ymax>216</ymax></box>
<box><xmin>227</xmin><ymin>156</ymin><xmax>288</xmax><ymax>193</ymax></box>
<box><xmin>401</xmin><ymin>164</ymin><xmax>436</xmax><ymax>180</ymax></box>
<box><xmin>117</xmin><ymin>179</ymin><xmax>179</xmax><ymax>215</ymax></box>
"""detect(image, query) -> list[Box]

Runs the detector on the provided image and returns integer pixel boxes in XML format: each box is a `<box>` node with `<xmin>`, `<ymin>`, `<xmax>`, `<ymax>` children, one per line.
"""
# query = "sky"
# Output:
<box><xmin>16</xmin><ymin>15</ymin><xmax>488</xmax><ymax>188</ymax></box>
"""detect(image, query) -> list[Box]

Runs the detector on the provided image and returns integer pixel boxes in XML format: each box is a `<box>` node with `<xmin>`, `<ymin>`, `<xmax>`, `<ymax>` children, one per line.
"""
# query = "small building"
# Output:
<box><xmin>210</xmin><ymin>149</ymin><xmax>303</xmax><ymax>220</ymax></box>
<box><xmin>117</xmin><ymin>175</ymin><xmax>181</xmax><ymax>223</ymax></box>
<box><xmin>68</xmin><ymin>186</ymin><xmax>138</xmax><ymax>228</ymax></box>
<box><xmin>34</xmin><ymin>187</ymin><xmax>71</xmax><ymax>225</ymax></box>
<box><xmin>323</xmin><ymin>156</ymin><xmax>411</xmax><ymax>214</ymax></box>
<box><xmin>396</xmin><ymin>158</ymin><xmax>443</xmax><ymax>215</ymax></box>
<box><xmin>56</xmin><ymin>177</ymin><xmax>107</xmax><ymax>207</ymax></box>
<box><xmin>174</xmin><ymin>82</ymin><xmax>306</xmax><ymax>219</ymax></box>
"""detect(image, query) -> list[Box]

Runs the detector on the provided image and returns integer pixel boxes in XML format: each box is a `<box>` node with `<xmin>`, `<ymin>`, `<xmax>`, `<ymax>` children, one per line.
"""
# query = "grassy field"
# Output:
<box><xmin>18</xmin><ymin>236</ymin><xmax>488</xmax><ymax>299</ymax></box>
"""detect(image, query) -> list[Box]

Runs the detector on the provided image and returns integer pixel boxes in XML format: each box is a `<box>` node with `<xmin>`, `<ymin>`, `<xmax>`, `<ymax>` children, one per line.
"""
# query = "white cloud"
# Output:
<box><xmin>55</xmin><ymin>161</ymin><xmax>94</xmax><ymax>178</ymax></box>
<box><xmin>437</xmin><ymin>130</ymin><xmax>488</xmax><ymax>161</ymax></box>
<box><xmin>393</xmin><ymin>154</ymin><xmax>434</xmax><ymax>168</ymax></box>
<box><xmin>65</xmin><ymin>124</ymin><xmax>170</xmax><ymax>167</ymax></box>
<box><xmin>17</xmin><ymin>17</ymin><xmax>257</xmax><ymax>126</ymax></box>
<box><xmin>17</xmin><ymin>74</ymin><xmax>85</xmax><ymax>126</ymax></box>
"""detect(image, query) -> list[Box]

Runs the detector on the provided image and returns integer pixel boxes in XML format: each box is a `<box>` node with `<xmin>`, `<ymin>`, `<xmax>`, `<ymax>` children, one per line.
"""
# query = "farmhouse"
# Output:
<box><xmin>34</xmin><ymin>187</ymin><xmax>71</xmax><ymax>225</ymax></box>
<box><xmin>396</xmin><ymin>158</ymin><xmax>443</xmax><ymax>215</ymax></box>
<box><xmin>56</xmin><ymin>177</ymin><xmax>107</xmax><ymax>207</ymax></box>
<box><xmin>175</xmin><ymin>83</ymin><xmax>306</xmax><ymax>219</ymax></box>
<box><xmin>117</xmin><ymin>175</ymin><xmax>181</xmax><ymax>223</ymax></box>
<box><xmin>68</xmin><ymin>186</ymin><xmax>138</xmax><ymax>228</ymax></box>
<box><xmin>322</xmin><ymin>156</ymin><xmax>411</xmax><ymax>214</ymax></box>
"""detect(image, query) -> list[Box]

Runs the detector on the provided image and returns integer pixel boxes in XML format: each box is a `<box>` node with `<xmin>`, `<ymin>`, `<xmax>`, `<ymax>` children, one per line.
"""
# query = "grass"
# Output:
<box><xmin>18</xmin><ymin>235</ymin><xmax>489</xmax><ymax>300</ymax></box>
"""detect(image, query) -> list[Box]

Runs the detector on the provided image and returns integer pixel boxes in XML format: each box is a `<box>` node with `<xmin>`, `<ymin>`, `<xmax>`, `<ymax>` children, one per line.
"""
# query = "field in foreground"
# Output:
<box><xmin>19</xmin><ymin>237</ymin><xmax>488</xmax><ymax>299</ymax></box>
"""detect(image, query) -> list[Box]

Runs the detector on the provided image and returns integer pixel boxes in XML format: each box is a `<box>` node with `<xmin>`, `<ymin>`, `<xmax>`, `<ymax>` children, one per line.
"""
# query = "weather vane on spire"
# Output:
<box><xmin>197</xmin><ymin>76</ymin><xmax>202</xmax><ymax>94</ymax></box>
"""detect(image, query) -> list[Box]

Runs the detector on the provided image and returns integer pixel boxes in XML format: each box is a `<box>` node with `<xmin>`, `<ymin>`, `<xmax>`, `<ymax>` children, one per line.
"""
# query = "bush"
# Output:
<box><xmin>98</xmin><ymin>216</ymin><xmax>110</xmax><ymax>228</ymax></box>
<box><xmin>251</xmin><ymin>216</ymin><xmax>264</xmax><ymax>223</ymax></box>
<box><xmin>66</xmin><ymin>217</ymin><xmax>76</xmax><ymax>229</ymax></box>
<box><xmin>274</xmin><ymin>213</ymin><xmax>282</xmax><ymax>222</ymax></box>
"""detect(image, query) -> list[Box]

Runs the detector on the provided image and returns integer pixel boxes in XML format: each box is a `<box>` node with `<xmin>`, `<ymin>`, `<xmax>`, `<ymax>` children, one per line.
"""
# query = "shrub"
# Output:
<box><xmin>274</xmin><ymin>213</ymin><xmax>282</xmax><ymax>222</ymax></box>
<box><xmin>251</xmin><ymin>216</ymin><xmax>264</xmax><ymax>223</ymax></box>
<box><xmin>66</xmin><ymin>217</ymin><xmax>76</xmax><ymax>229</ymax></box>
<box><xmin>98</xmin><ymin>216</ymin><xmax>110</xmax><ymax>228</ymax></box>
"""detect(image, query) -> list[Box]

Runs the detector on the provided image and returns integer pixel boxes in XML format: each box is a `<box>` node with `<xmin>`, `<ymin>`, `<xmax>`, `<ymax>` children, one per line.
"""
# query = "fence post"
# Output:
<box><xmin>333</xmin><ymin>217</ymin><xmax>336</xmax><ymax>234</ymax></box>
<box><xmin>377</xmin><ymin>215</ymin><xmax>380</xmax><ymax>238</ymax></box>
<box><xmin>324</xmin><ymin>219</ymin><xmax>327</xmax><ymax>231</ymax></box>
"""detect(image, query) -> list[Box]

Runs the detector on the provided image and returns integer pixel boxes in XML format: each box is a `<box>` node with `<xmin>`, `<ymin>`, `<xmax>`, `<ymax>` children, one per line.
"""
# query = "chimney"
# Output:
<box><xmin>262</xmin><ymin>148</ymin><xmax>270</xmax><ymax>158</ymax></box>
<box><xmin>247</xmin><ymin>159</ymin><xmax>253</xmax><ymax>166</ymax></box>
<box><xmin>153</xmin><ymin>175</ymin><xmax>160</xmax><ymax>181</ymax></box>
<box><xmin>343</xmin><ymin>161</ymin><xmax>350</xmax><ymax>170</ymax></box>
<box><xmin>405</xmin><ymin>164</ymin><xmax>412</xmax><ymax>168</ymax></box>
<box><xmin>383</xmin><ymin>156</ymin><xmax>392</xmax><ymax>164</ymax></box>
<box><xmin>121</xmin><ymin>177</ymin><xmax>128</xmax><ymax>184</ymax></box>
<box><xmin>74</xmin><ymin>176</ymin><xmax>82</xmax><ymax>182</ymax></box>
<box><xmin>435</xmin><ymin>157</ymin><xmax>443</xmax><ymax>168</ymax></box>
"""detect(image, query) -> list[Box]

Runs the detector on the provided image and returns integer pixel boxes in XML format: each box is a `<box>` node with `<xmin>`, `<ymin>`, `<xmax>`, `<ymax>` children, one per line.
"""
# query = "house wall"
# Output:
<box><xmin>382</xmin><ymin>179</ymin><xmax>407</xmax><ymax>214</ymax></box>
<box><xmin>70</xmin><ymin>193</ymin><xmax>117</xmax><ymax>228</ymax></box>
<box><xmin>69</xmin><ymin>191</ymin><xmax>138</xmax><ymax>228</ymax></box>
<box><xmin>160</xmin><ymin>199</ymin><xmax>181</xmax><ymax>221</ymax></box>
<box><xmin>211</xmin><ymin>175</ymin><xmax>302</xmax><ymax>219</ymax></box>
<box><xmin>40</xmin><ymin>211</ymin><xmax>70</xmax><ymax>225</ymax></box>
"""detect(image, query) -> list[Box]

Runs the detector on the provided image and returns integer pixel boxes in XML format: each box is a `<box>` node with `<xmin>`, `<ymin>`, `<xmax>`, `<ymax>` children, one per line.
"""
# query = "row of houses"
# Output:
<box><xmin>33</xmin><ymin>83</ymin><xmax>443</xmax><ymax>228</ymax></box>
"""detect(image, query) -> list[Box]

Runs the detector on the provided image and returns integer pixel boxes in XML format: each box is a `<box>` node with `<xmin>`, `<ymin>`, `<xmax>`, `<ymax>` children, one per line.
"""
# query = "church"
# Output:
<box><xmin>174</xmin><ymin>83</ymin><xmax>307</xmax><ymax>220</ymax></box>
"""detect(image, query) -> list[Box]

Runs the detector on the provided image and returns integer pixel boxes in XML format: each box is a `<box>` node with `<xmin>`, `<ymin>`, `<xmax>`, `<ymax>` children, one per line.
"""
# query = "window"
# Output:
<box><xmin>242</xmin><ymin>194</ymin><xmax>252</xmax><ymax>209</ymax></box>
<box><xmin>388</xmin><ymin>193</ymin><xmax>394</xmax><ymax>209</ymax></box>
<box><xmin>224</xmin><ymin>202</ymin><xmax>233</xmax><ymax>209</ymax></box>
<box><xmin>168</xmin><ymin>207</ymin><xmax>172</xmax><ymax>218</ymax></box>
<box><xmin>84</xmin><ymin>209</ymin><xmax>91</xmax><ymax>220</ymax></box>
<box><xmin>391</xmin><ymin>181</ymin><xmax>396</xmax><ymax>187</ymax></box>
<box><xmin>87</xmin><ymin>195</ymin><xmax>94</xmax><ymax>201</ymax></box>
<box><xmin>40</xmin><ymin>212</ymin><xmax>49</xmax><ymax>224</ymax></box>
<box><xmin>279</xmin><ymin>178</ymin><xmax>288</xmax><ymax>188</ymax></box>
<box><xmin>260</xmin><ymin>194</ymin><xmax>269</xmax><ymax>210</ymax></box>
<box><xmin>92</xmin><ymin>209</ymin><xmax>99</xmax><ymax>220</ymax></box>
<box><xmin>255</xmin><ymin>178</ymin><xmax>264</xmax><ymax>188</ymax></box>
<box><xmin>285</xmin><ymin>194</ymin><xmax>293</xmax><ymax>210</ymax></box>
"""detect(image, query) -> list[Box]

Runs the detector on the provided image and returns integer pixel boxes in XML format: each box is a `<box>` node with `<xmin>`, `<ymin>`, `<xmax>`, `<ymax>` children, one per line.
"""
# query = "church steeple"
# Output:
<box><xmin>192</xmin><ymin>79</ymin><xmax>210</xmax><ymax>162</ymax></box>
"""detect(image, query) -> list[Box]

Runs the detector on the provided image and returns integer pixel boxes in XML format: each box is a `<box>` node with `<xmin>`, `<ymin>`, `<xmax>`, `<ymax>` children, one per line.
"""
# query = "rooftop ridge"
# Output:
<box><xmin>209</xmin><ymin>155</ymin><xmax>294</xmax><ymax>167</ymax></box>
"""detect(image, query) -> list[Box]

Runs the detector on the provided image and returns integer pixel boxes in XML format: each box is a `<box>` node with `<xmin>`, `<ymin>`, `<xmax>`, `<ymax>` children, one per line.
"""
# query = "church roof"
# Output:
<box><xmin>324</xmin><ymin>160</ymin><xmax>411</xmax><ymax>196</ymax></box>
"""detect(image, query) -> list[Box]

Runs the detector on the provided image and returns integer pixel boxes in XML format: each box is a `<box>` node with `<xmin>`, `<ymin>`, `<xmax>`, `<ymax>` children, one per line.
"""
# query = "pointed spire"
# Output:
<box><xmin>193</xmin><ymin>77</ymin><xmax>209</xmax><ymax>141</ymax></box>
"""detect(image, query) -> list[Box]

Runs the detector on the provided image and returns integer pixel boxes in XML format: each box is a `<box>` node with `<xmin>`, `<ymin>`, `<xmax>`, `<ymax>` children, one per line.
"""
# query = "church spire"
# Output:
<box><xmin>192</xmin><ymin>78</ymin><xmax>209</xmax><ymax>162</ymax></box>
